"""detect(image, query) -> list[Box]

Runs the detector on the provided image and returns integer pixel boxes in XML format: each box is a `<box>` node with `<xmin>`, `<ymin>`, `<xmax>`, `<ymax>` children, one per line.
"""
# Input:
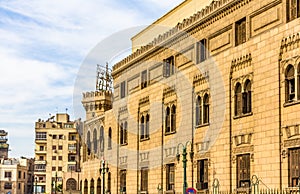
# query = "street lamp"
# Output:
<box><xmin>176</xmin><ymin>141</ymin><xmax>194</xmax><ymax>194</ymax></box>
<box><xmin>99</xmin><ymin>160</ymin><xmax>109</xmax><ymax>194</ymax></box>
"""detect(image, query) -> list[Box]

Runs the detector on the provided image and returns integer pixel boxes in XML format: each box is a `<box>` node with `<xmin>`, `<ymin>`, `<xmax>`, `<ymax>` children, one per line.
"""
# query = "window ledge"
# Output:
<box><xmin>196</xmin><ymin>123</ymin><xmax>209</xmax><ymax>128</ymax></box>
<box><xmin>120</xmin><ymin>143</ymin><xmax>128</xmax><ymax>146</ymax></box>
<box><xmin>284</xmin><ymin>100</ymin><xmax>300</xmax><ymax>107</ymax></box>
<box><xmin>233</xmin><ymin>112</ymin><xmax>253</xmax><ymax>119</ymax></box>
<box><xmin>165</xmin><ymin>131</ymin><xmax>176</xmax><ymax>136</ymax></box>
<box><xmin>107</xmin><ymin>147</ymin><xmax>112</xmax><ymax>150</ymax></box>
<box><xmin>140</xmin><ymin>137</ymin><xmax>150</xmax><ymax>142</ymax></box>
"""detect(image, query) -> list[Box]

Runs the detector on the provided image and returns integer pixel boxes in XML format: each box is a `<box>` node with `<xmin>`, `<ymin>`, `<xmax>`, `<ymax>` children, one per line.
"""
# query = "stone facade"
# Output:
<box><xmin>80</xmin><ymin>0</ymin><xmax>300</xmax><ymax>194</ymax></box>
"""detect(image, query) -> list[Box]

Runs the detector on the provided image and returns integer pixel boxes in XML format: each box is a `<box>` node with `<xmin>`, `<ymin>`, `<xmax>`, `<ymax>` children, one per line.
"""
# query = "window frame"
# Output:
<box><xmin>120</xmin><ymin>81</ymin><xmax>126</xmax><ymax>98</ymax></box>
<box><xmin>287</xmin><ymin>0</ymin><xmax>300</xmax><ymax>22</ymax></box>
<box><xmin>140</xmin><ymin>167</ymin><xmax>149</xmax><ymax>192</ymax></box>
<box><xmin>197</xmin><ymin>39</ymin><xmax>207</xmax><ymax>63</ymax></box>
<box><xmin>141</xmin><ymin>70</ymin><xmax>148</xmax><ymax>89</ymax></box>
<box><xmin>166</xmin><ymin>163</ymin><xmax>175</xmax><ymax>191</ymax></box>
<box><xmin>197</xmin><ymin>159</ymin><xmax>209</xmax><ymax>190</ymax></box>
<box><xmin>235</xmin><ymin>17</ymin><xmax>246</xmax><ymax>46</ymax></box>
<box><xmin>163</xmin><ymin>56</ymin><xmax>175</xmax><ymax>78</ymax></box>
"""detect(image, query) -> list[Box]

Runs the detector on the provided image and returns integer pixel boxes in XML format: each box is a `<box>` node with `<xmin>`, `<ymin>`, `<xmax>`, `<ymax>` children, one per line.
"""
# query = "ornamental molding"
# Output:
<box><xmin>112</xmin><ymin>0</ymin><xmax>253</xmax><ymax>77</ymax></box>
<box><xmin>280</xmin><ymin>32</ymin><xmax>300</xmax><ymax>60</ymax></box>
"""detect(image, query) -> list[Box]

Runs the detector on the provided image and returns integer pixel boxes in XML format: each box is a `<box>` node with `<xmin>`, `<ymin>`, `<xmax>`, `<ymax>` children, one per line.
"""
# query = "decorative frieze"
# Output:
<box><xmin>193</xmin><ymin>72</ymin><xmax>209</xmax><ymax>86</ymax></box>
<box><xmin>233</xmin><ymin>133</ymin><xmax>252</xmax><ymax>146</ymax></box>
<box><xmin>139</xmin><ymin>96</ymin><xmax>150</xmax><ymax>107</ymax></box>
<box><xmin>163</xmin><ymin>85</ymin><xmax>176</xmax><ymax>98</ymax></box>
<box><xmin>231</xmin><ymin>54</ymin><xmax>252</xmax><ymax>73</ymax></box>
<box><xmin>284</xmin><ymin>138</ymin><xmax>300</xmax><ymax>147</ymax></box>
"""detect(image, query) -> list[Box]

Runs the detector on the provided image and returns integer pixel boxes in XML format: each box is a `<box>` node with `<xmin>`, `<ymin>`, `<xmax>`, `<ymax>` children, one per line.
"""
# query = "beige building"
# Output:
<box><xmin>0</xmin><ymin>157</ymin><xmax>34</xmax><ymax>194</ymax></box>
<box><xmin>79</xmin><ymin>0</ymin><xmax>300</xmax><ymax>194</ymax></box>
<box><xmin>34</xmin><ymin>113</ymin><xmax>81</xmax><ymax>194</ymax></box>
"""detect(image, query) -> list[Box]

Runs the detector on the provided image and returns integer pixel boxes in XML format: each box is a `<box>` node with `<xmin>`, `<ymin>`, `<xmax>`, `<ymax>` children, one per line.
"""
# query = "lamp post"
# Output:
<box><xmin>99</xmin><ymin>160</ymin><xmax>109</xmax><ymax>194</ymax></box>
<box><xmin>34</xmin><ymin>176</ymin><xmax>38</xmax><ymax>194</ymax></box>
<box><xmin>176</xmin><ymin>141</ymin><xmax>194</xmax><ymax>194</ymax></box>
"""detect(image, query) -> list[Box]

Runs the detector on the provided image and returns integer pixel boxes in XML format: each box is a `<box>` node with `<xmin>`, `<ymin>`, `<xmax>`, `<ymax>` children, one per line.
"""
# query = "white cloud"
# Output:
<box><xmin>0</xmin><ymin>0</ymin><xmax>185</xmax><ymax>158</ymax></box>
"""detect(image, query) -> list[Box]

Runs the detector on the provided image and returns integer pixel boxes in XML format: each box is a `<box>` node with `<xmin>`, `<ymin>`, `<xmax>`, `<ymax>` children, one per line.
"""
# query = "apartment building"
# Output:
<box><xmin>34</xmin><ymin>113</ymin><xmax>81</xmax><ymax>194</ymax></box>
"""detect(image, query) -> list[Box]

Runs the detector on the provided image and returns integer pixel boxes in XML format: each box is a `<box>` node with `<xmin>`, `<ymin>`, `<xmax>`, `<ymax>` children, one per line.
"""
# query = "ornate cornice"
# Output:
<box><xmin>138</xmin><ymin>96</ymin><xmax>150</xmax><ymax>107</ymax></box>
<box><xmin>280</xmin><ymin>32</ymin><xmax>300</xmax><ymax>60</ymax></box>
<box><xmin>231</xmin><ymin>54</ymin><xmax>252</xmax><ymax>73</ymax></box>
<box><xmin>193</xmin><ymin>71</ymin><xmax>209</xmax><ymax>86</ymax></box>
<box><xmin>163</xmin><ymin>85</ymin><xmax>176</xmax><ymax>98</ymax></box>
<box><xmin>112</xmin><ymin>0</ymin><xmax>253</xmax><ymax>77</ymax></box>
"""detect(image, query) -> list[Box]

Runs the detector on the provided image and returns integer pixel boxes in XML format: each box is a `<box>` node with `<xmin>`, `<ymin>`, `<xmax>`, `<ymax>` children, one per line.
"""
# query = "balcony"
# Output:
<box><xmin>35</xmin><ymin>160</ymin><xmax>47</xmax><ymax>165</ymax></box>
<box><xmin>35</xmin><ymin>149</ymin><xmax>47</xmax><ymax>154</ymax></box>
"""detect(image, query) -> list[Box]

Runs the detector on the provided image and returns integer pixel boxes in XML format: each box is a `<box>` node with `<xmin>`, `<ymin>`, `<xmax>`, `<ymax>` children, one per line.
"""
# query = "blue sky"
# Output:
<box><xmin>0</xmin><ymin>0</ymin><xmax>183</xmax><ymax>158</ymax></box>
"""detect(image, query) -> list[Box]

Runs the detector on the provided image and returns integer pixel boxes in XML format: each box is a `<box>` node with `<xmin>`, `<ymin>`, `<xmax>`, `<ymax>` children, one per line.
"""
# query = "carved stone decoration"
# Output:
<box><xmin>164</xmin><ymin>147</ymin><xmax>176</xmax><ymax>158</ymax></box>
<box><xmin>193</xmin><ymin>71</ymin><xmax>209</xmax><ymax>86</ymax></box>
<box><xmin>232</xmin><ymin>145</ymin><xmax>254</xmax><ymax>154</ymax></box>
<box><xmin>283</xmin><ymin>124</ymin><xmax>300</xmax><ymax>138</ymax></box>
<box><xmin>284</xmin><ymin>138</ymin><xmax>300</xmax><ymax>147</ymax></box>
<box><xmin>233</xmin><ymin>133</ymin><xmax>252</xmax><ymax>146</ymax></box>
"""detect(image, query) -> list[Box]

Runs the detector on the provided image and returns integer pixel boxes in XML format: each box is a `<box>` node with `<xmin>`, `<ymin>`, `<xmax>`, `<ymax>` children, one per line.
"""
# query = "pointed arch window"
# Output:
<box><xmin>171</xmin><ymin>105</ymin><xmax>176</xmax><ymax>132</ymax></box>
<box><xmin>120</xmin><ymin>122</ymin><xmax>128</xmax><ymax>145</ymax></box>
<box><xmin>90</xmin><ymin>179</ymin><xmax>94</xmax><ymax>194</ymax></box>
<box><xmin>286</xmin><ymin>65</ymin><xmax>296</xmax><ymax>102</ymax></box>
<box><xmin>243</xmin><ymin>80</ymin><xmax>252</xmax><ymax>114</ymax></box>
<box><xmin>235</xmin><ymin>83</ymin><xmax>242</xmax><ymax>116</ymax></box>
<box><xmin>97</xmin><ymin>178</ymin><xmax>101</xmax><ymax>194</ymax></box>
<box><xmin>108</xmin><ymin>127</ymin><xmax>112</xmax><ymax>150</ymax></box>
<box><xmin>165</xmin><ymin>107</ymin><xmax>171</xmax><ymax>133</ymax></box>
<box><xmin>203</xmin><ymin>94</ymin><xmax>209</xmax><ymax>124</ymax></box>
<box><xmin>107</xmin><ymin>172</ymin><xmax>111</xmax><ymax>192</ymax></box>
<box><xmin>84</xmin><ymin>179</ymin><xmax>88</xmax><ymax>194</ymax></box>
<box><xmin>100</xmin><ymin>126</ymin><xmax>104</xmax><ymax>152</ymax></box>
<box><xmin>196</xmin><ymin>96</ymin><xmax>202</xmax><ymax>126</ymax></box>
<box><xmin>87</xmin><ymin>131</ymin><xmax>91</xmax><ymax>155</ymax></box>
<box><xmin>93</xmin><ymin>129</ymin><xmax>97</xmax><ymax>153</ymax></box>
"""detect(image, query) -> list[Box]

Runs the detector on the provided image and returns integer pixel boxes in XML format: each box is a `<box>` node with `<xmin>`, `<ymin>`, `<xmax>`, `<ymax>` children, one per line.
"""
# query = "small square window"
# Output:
<box><xmin>52</xmin><ymin>156</ymin><xmax>56</xmax><ymax>160</ymax></box>
<box><xmin>58</xmin><ymin>145</ymin><xmax>63</xmax><ymax>150</ymax></box>
<box><xmin>58</xmin><ymin>156</ymin><xmax>63</xmax><ymax>160</ymax></box>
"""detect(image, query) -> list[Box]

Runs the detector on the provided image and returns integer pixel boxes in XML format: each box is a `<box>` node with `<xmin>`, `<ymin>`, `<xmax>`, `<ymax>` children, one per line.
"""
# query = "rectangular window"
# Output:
<box><xmin>18</xmin><ymin>171</ymin><xmax>21</xmax><ymax>179</ymax></box>
<box><xmin>39</xmin><ymin>156</ymin><xmax>44</xmax><ymax>161</ymax></box>
<box><xmin>237</xmin><ymin>154</ymin><xmax>250</xmax><ymax>188</ymax></box>
<box><xmin>163</xmin><ymin>56</ymin><xmax>175</xmax><ymax>77</ymax></box>
<box><xmin>59</xmin><ymin>135</ymin><xmax>63</xmax><ymax>139</ymax></box>
<box><xmin>287</xmin><ymin>0</ymin><xmax>300</xmax><ymax>21</ymax></box>
<box><xmin>58</xmin><ymin>166</ymin><xmax>62</xmax><ymax>171</ymax></box>
<box><xmin>52</xmin><ymin>156</ymin><xmax>56</xmax><ymax>160</ymax></box>
<box><xmin>289</xmin><ymin>148</ymin><xmax>300</xmax><ymax>186</ymax></box>
<box><xmin>58</xmin><ymin>145</ymin><xmax>63</xmax><ymax>150</ymax></box>
<box><xmin>68</xmin><ymin>164</ymin><xmax>76</xmax><ymax>172</ymax></box>
<box><xmin>197</xmin><ymin>39</ymin><xmax>207</xmax><ymax>63</ymax></box>
<box><xmin>120</xmin><ymin>170</ymin><xmax>126</xmax><ymax>192</ymax></box>
<box><xmin>4</xmin><ymin>182</ymin><xmax>12</xmax><ymax>189</ymax></box>
<box><xmin>196</xmin><ymin>159</ymin><xmax>208</xmax><ymax>190</ymax></box>
<box><xmin>52</xmin><ymin>166</ymin><xmax>56</xmax><ymax>171</ymax></box>
<box><xmin>58</xmin><ymin>156</ymin><xmax>63</xmax><ymax>160</ymax></box>
<box><xmin>166</xmin><ymin>163</ymin><xmax>175</xmax><ymax>191</ymax></box>
<box><xmin>53</xmin><ymin>135</ymin><xmax>57</xmax><ymax>139</ymax></box>
<box><xmin>39</xmin><ymin>146</ymin><xmax>44</xmax><ymax>151</ymax></box>
<box><xmin>141</xmin><ymin>168</ymin><xmax>148</xmax><ymax>192</ymax></box>
<box><xmin>35</xmin><ymin>164</ymin><xmax>46</xmax><ymax>172</ymax></box>
<box><xmin>141</xmin><ymin>70</ymin><xmax>148</xmax><ymax>89</ymax></box>
<box><xmin>235</xmin><ymin>18</ymin><xmax>246</xmax><ymax>46</ymax></box>
<box><xmin>36</xmin><ymin>132</ymin><xmax>47</xmax><ymax>140</ymax></box>
<box><xmin>120</xmin><ymin>81</ymin><xmax>126</xmax><ymax>98</ymax></box>
<box><xmin>52</xmin><ymin>145</ymin><xmax>56</xmax><ymax>150</ymax></box>
<box><xmin>4</xmin><ymin>171</ymin><xmax>12</xmax><ymax>178</ymax></box>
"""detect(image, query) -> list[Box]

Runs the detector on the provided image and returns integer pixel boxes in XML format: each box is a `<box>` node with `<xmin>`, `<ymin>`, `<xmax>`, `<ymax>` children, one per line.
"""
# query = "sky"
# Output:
<box><xmin>0</xmin><ymin>0</ymin><xmax>183</xmax><ymax>158</ymax></box>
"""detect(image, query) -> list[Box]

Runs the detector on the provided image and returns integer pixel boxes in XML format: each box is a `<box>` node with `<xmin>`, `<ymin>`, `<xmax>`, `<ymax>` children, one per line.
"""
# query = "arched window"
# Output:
<box><xmin>146</xmin><ymin>114</ymin><xmax>150</xmax><ymax>139</ymax></box>
<box><xmin>203</xmin><ymin>94</ymin><xmax>209</xmax><ymax>124</ymax></box>
<box><xmin>87</xmin><ymin>131</ymin><xmax>91</xmax><ymax>155</ymax></box>
<box><xmin>235</xmin><ymin>83</ymin><xmax>242</xmax><ymax>116</ymax></box>
<box><xmin>124</xmin><ymin>121</ymin><xmax>128</xmax><ymax>144</ymax></box>
<box><xmin>195</xmin><ymin>96</ymin><xmax>202</xmax><ymax>126</ymax></box>
<box><xmin>93</xmin><ymin>129</ymin><xmax>97</xmax><ymax>153</ymax></box>
<box><xmin>165</xmin><ymin>107</ymin><xmax>170</xmax><ymax>133</ymax></box>
<box><xmin>171</xmin><ymin>105</ymin><xmax>176</xmax><ymax>132</ymax></box>
<box><xmin>100</xmin><ymin>126</ymin><xmax>104</xmax><ymax>152</ymax></box>
<box><xmin>108</xmin><ymin>127</ymin><xmax>112</xmax><ymax>149</ymax></box>
<box><xmin>243</xmin><ymin>80</ymin><xmax>252</xmax><ymax>114</ymax></box>
<box><xmin>84</xmin><ymin>179</ymin><xmax>88</xmax><ymax>194</ymax></box>
<box><xmin>120</xmin><ymin>123</ymin><xmax>124</xmax><ymax>145</ymax></box>
<box><xmin>286</xmin><ymin>65</ymin><xmax>295</xmax><ymax>102</ymax></box>
<box><xmin>66</xmin><ymin>178</ymin><xmax>77</xmax><ymax>191</ymax></box>
<box><xmin>90</xmin><ymin>179</ymin><xmax>94</xmax><ymax>194</ymax></box>
<box><xmin>97</xmin><ymin>178</ymin><xmax>101</xmax><ymax>194</ymax></box>
<box><xmin>140</xmin><ymin>116</ymin><xmax>145</xmax><ymax>140</ymax></box>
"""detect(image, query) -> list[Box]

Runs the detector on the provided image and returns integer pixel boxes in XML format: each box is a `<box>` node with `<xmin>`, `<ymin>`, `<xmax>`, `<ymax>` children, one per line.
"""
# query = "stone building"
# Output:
<box><xmin>34</xmin><ymin>113</ymin><xmax>81</xmax><ymax>194</ymax></box>
<box><xmin>79</xmin><ymin>0</ymin><xmax>300</xmax><ymax>193</ymax></box>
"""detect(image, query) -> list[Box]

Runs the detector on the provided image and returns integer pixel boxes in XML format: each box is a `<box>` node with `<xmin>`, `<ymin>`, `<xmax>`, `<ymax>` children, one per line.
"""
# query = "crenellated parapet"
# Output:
<box><xmin>82</xmin><ymin>90</ymin><xmax>113</xmax><ymax>120</ymax></box>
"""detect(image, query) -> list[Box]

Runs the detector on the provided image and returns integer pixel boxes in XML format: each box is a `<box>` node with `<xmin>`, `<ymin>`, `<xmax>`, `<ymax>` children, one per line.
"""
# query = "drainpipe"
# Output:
<box><xmin>278</xmin><ymin>49</ymin><xmax>283</xmax><ymax>191</ymax></box>
<box><xmin>192</xmin><ymin>87</ymin><xmax>195</xmax><ymax>188</ymax></box>
<box><xmin>137</xmin><ymin>108</ymin><xmax>140</xmax><ymax>194</ymax></box>
<box><xmin>117</xmin><ymin>114</ymin><xmax>120</xmax><ymax>194</ymax></box>
<box><xmin>229</xmin><ymin>67</ymin><xmax>233</xmax><ymax>193</ymax></box>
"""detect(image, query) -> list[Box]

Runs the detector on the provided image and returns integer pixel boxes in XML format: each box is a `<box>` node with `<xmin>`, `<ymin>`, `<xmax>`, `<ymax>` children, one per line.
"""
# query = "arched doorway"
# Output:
<box><xmin>66</xmin><ymin>178</ymin><xmax>77</xmax><ymax>191</ymax></box>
